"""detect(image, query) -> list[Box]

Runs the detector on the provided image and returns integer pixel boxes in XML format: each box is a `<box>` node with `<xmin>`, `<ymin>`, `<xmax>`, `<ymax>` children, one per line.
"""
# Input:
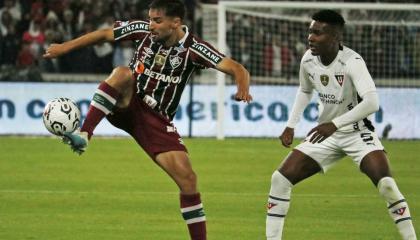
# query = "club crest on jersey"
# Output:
<box><xmin>154</xmin><ymin>54</ymin><xmax>166</xmax><ymax>66</ymax></box>
<box><xmin>320</xmin><ymin>74</ymin><xmax>329</xmax><ymax>86</ymax></box>
<box><xmin>169</xmin><ymin>55</ymin><xmax>182</xmax><ymax>68</ymax></box>
<box><xmin>335</xmin><ymin>74</ymin><xmax>345</xmax><ymax>86</ymax></box>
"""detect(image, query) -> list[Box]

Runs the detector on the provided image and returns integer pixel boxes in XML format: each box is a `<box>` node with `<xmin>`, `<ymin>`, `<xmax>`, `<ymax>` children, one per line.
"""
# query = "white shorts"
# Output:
<box><xmin>295</xmin><ymin>129</ymin><xmax>384</xmax><ymax>173</ymax></box>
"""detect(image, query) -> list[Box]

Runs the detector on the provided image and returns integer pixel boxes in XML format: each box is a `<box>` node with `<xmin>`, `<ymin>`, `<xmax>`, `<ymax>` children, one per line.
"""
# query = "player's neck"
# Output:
<box><xmin>320</xmin><ymin>48</ymin><xmax>339</xmax><ymax>66</ymax></box>
<box><xmin>164</xmin><ymin>27</ymin><xmax>185</xmax><ymax>47</ymax></box>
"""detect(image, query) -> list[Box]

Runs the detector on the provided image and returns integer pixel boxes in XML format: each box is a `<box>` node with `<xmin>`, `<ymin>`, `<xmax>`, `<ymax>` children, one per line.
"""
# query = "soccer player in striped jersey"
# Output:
<box><xmin>43</xmin><ymin>0</ymin><xmax>252</xmax><ymax>239</ymax></box>
<box><xmin>265</xmin><ymin>10</ymin><xmax>417</xmax><ymax>240</ymax></box>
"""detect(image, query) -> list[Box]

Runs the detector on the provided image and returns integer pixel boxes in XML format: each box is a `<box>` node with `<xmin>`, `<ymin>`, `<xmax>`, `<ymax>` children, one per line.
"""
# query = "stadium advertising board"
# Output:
<box><xmin>0</xmin><ymin>82</ymin><xmax>419</xmax><ymax>139</ymax></box>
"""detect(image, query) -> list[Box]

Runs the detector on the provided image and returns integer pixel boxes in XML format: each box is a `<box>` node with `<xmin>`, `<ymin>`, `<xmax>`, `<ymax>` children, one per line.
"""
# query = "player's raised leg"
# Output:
<box><xmin>82</xmin><ymin>66</ymin><xmax>134</xmax><ymax>139</ymax></box>
<box><xmin>266</xmin><ymin>150</ymin><xmax>321</xmax><ymax>240</ymax></box>
<box><xmin>361</xmin><ymin>151</ymin><xmax>417</xmax><ymax>240</ymax></box>
<box><xmin>63</xmin><ymin>66</ymin><xmax>134</xmax><ymax>153</ymax></box>
<box><xmin>155</xmin><ymin>151</ymin><xmax>206</xmax><ymax>240</ymax></box>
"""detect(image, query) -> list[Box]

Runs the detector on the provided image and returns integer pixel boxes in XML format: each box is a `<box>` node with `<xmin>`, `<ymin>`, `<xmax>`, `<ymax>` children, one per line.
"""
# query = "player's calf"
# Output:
<box><xmin>378</xmin><ymin>177</ymin><xmax>417</xmax><ymax>240</ymax></box>
<box><xmin>180</xmin><ymin>193</ymin><xmax>206</xmax><ymax>240</ymax></box>
<box><xmin>266</xmin><ymin>170</ymin><xmax>292</xmax><ymax>240</ymax></box>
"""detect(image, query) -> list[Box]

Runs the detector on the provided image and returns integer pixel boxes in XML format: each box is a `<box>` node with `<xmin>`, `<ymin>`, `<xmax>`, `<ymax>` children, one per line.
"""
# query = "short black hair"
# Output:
<box><xmin>312</xmin><ymin>9</ymin><xmax>345</xmax><ymax>30</ymax></box>
<box><xmin>149</xmin><ymin>0</ymin><xmax>186</xmax><ymax>20</ymax></box>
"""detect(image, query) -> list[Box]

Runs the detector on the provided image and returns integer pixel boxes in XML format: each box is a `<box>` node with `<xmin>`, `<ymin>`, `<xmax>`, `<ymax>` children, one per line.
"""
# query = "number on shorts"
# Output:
<box><xmin>360</xmin><ymin>132</ymin><xmax>374</xmax><ymax>145</ymax></box>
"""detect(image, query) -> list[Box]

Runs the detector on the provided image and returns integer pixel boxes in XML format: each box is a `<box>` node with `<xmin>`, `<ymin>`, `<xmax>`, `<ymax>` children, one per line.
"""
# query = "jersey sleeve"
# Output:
<box><xmin>189</xmin><ymin>38</ymin><xmax>225</xmax><ymax>69</ymax></box>
<box><xmin>113</xmin><ymin>20</ymin><xmax>149</xmax><ymax>42</ymax></box>
<box><xmin>347</xmin><ymin>55</ymin><xmax>376</xmax><ymax>97</ymax></box>
<box><xmin>299</xmin><ymin>55</ymin><xmax>314</xmax><ymax>93</ymax></box>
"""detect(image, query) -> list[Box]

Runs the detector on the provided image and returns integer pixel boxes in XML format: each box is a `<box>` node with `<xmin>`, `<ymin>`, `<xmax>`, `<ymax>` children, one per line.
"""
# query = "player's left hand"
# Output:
<box><xmin>43</xmin><ymin>43</ymin><xmax>68</xmax><ymax>58</ymax></box>
<box><xmin>233</xmin><ymin>91</ymin><xmax>253</xmax><ymax>103</ymax></box>
<box><xmin>307</xmin><ymin>122</ymin><xmax>338</xmax><ymax>144</ymax></box>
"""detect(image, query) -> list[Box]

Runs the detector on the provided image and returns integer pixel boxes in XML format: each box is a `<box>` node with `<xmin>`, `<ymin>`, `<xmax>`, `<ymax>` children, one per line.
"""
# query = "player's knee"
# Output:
<box><xmin>184</xmin><ymin>171</ymin><xmax>197</xmax><ymax>184</ymax></box>
<box><xmin>178</xmin><ymin>171</ymin><xmax>197</xmax><ymax>192</ymax></box>
<box><xmin>107</xmin><ymin>67</ymin><xmax>133</xmax><ymax>90</ymax></box>
<box><xmin>271</xmin><ymin>171</ymin><xmax>293</xmax><ymax>194</ymax></box>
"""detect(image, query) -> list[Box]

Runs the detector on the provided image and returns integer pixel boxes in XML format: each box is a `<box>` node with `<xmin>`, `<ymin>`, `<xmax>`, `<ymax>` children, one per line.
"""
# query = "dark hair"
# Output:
<box><xmin>149</xmin><ymin>0</ymin><xmax>186</xmax><ymax>20</ymax></box>
<box><xmin>312</xmin><ymin>9</ymin><xmax>345</xmax><ymax>31</ymax></box>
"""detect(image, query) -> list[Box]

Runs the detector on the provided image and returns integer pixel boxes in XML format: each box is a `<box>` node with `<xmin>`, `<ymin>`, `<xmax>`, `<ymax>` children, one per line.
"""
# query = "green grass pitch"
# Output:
<box><xmin>0</xmin><ymin>137</ymin><xmax>418</xmax><ymax>239</ymax></box>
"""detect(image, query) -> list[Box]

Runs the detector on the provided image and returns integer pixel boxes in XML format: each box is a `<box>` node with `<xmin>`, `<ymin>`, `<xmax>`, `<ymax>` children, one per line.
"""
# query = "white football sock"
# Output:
<box><xmin>378</xmin><ymin>177</ymin><xmax>417</xmax><ymax>240</ymax></box>
<box><xmin>266</xmin><ymin>171</ymin><xmax>292</xmax><ymax>240</ymax></box>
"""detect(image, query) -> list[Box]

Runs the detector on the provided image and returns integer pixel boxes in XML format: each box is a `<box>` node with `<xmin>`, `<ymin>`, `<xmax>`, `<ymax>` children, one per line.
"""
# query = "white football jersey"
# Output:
<box><xmin>300</xmin><ymin>46</ymin><xmax>376</xmax><ymax>132</ymax></box>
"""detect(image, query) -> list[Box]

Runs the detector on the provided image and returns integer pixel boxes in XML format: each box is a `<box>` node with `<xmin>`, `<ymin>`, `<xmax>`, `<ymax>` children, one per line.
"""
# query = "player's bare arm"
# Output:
<box><xmin>216</xmin><ymin>57</ymin><xmax>253</xmax><ymax>103</ymax></box>
<box><xmin>279</xmin><ymin>127</ymin><xmax>294</xmax><ymax>148</ymax></box>
<box><xmin>43</xmin><ymin>28</ymin><xmax>115</xmax><ymax>58</ymax></box>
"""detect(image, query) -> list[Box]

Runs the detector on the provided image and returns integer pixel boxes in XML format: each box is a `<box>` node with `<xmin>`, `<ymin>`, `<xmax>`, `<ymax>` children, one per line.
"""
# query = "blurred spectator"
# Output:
<box><xmin>22</xmin><ymin>19</ymin><xmax>45</xmax><ymax>59</ymax></box>
<box><xmin>0</xmin><ymin>21</ymin><xmax>20</xmax><ymax>66</ymax></box>
<box><xmin>62</xmin><ymin>8</ymin><xmax>76</xmax><ymax>41</ymax></box>
<box><xmin>17</xmin><ymin>41</ymin><xmax>36</xmax><ymax>67</ymax></box>
<box><xmin>0</xmin><ymin>10</ymin><xmax>14</xmax><ymax>36</ymax></box>
<box><xmin>0</xmin><ymin>0</ymin><xmax>21</xmax><ymax>23</ymax></box>
<box><xmin>40</xmin><ymin>11</ymin><xmax>65</xmax><ymax>72</ymax></box>
<box><xmin>15</xmin><ymin>40</ymin><xmax>43</xmax><ymax>82</ymax></box>
<box><xmin>263</xmin><ymin>35</ymin><xmax>282</xmax><ymax>77</ymax></box>
<box><xmin>92</xmin><ymin>15</ymin><xmax>114</xmax><ymax>73</ymax></box>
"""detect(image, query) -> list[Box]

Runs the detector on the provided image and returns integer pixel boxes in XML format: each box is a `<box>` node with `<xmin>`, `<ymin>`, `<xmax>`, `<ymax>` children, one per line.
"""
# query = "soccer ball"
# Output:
<box><xmin>43</xmin><ymin>98</ymin><xmax>81</xmax><ymax>136</ymax></box>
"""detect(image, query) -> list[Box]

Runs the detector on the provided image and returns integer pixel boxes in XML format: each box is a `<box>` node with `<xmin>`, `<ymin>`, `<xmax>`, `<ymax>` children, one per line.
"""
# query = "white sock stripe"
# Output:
<box><xmin>96</xmin><ymin>89</ymin><xmax>117</xmax><ymax>104</ymax></box>
<box><xmin>185</xmin><ymin>216</ymin><xmax>206</xmax><ymax>224</ymax></box>
<box><xmin>181</xmin><ymin>203</ymin><xmax>203</xmax><ymax>213</ymax></box>
<box><xmin>91</xmin><ymin>102</ymin><xmax>111</xmax><ymax>115</ymax></box>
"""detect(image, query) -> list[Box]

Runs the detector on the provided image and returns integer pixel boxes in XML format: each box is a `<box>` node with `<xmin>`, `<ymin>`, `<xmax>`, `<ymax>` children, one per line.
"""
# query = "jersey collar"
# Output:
<box><xmin>177</xmin><ymin>25</ymin><xmax>189</xmax><ymax>47</ymax></box>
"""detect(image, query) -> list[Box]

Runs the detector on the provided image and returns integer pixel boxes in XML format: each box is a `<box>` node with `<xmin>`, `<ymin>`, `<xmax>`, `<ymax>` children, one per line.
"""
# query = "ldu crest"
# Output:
<box><xmin>320</xmin><ymin>74</ymin><xmax>329</xmax><ymax>86</ymax></box>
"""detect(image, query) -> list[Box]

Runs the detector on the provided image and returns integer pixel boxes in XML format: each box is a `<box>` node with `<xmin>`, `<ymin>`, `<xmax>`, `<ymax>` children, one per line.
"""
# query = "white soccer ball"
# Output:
<box><xmin>43</xmin><ymin>98</ymin><xmax>81</xmax><ymax>136</ymax></box>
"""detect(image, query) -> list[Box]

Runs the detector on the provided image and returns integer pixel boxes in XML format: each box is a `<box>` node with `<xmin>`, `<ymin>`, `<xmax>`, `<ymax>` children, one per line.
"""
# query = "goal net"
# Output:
<box><xmin>199</xmin><ymin>1</ymin><xmax>420</xmax><ymax>139</ymax></box>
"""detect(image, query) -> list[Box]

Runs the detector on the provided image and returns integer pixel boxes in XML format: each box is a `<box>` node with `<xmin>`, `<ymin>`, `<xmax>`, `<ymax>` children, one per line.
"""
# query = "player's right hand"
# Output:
<box><xmin>62</xmin><ymin>130</ymin><xmax>89</xmax><ymax>155</ymax></box>
<box><xmin>279</xmin><ymin>127</ymin><xmax>294</xmax><ymax>148</ymax></box>
<box><xmin>43</xmin><ymin>43</ymin><xmax>67</xmax><ymax>58</ymax></box>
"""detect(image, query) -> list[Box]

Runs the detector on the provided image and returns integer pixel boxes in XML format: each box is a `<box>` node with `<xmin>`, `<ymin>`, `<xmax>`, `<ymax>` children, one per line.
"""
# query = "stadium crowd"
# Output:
<box><xmin>0</xmin><ymin>0</ymin><xmax>419</xmax><ymax>81</ymax></box>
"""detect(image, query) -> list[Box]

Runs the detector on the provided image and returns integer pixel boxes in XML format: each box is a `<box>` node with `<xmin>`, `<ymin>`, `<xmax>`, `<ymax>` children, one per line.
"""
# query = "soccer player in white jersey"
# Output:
<box><xmin>265</xmin><ymin>10</ymin><xmax>417</xmax><ymax>240</ymax></box>
<box><xmin>43</xmin><ymin>0</ymin><xmax>252</xmax><ymax>239</ymax></box>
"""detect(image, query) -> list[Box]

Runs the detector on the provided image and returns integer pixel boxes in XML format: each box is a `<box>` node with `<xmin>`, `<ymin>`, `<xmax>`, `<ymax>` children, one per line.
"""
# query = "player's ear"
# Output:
<box><xmin>172</xmin><ymin>17</ymin><xmax>182</xmax><ymax>28</ymax></box>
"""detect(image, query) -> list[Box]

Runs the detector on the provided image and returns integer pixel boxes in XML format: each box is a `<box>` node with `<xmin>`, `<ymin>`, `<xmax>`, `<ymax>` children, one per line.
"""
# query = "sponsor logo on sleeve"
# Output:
<box><xmin>191</xmin><ymin>43</ymin><xmax>222</xmax><ymax>65</ymax></box>
<box><xmin>120</xmin><ymin>22</ymin><xmax>149</xmax><ymax>35</ymax></box>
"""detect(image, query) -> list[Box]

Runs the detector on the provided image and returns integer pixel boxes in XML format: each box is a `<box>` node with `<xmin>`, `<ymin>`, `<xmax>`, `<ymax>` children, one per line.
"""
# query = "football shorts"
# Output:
<box><xmin>295</xmin><ymin>129</ymin><xmax>384</xmax><ymax>173</ymax></box>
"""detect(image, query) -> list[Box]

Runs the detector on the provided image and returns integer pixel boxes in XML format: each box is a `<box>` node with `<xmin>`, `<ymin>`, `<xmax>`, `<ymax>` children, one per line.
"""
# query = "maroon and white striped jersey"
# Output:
<box><xmin>113</xmin><ymin>20</ymin><xmax>225</xmax><ymax>120</ymax></box>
